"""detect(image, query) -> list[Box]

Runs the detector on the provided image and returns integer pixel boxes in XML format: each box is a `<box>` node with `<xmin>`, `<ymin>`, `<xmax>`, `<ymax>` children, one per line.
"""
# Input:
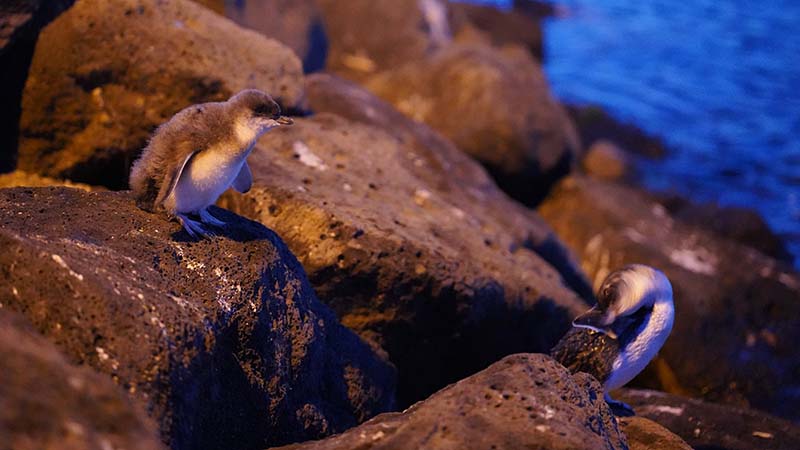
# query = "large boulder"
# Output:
<box><xmin>618</xmin><ymin>389</ymin><xmax>800</xmax><ymax>450</ymax></box>
<box><xmin>618</xmin><ymin>416</ymin><xmax>691</xmax><ymax>450</ymax></box>
<box><xmin>219</xmin><ymin>79</ymin><xmax>591</xmax><ymax>406</ymax></box>
<box><xmin>17</xmin><ymin>0</ymin><xmax>304</xmax><ymax>189</ymax></box>
<box><xmin>316</xmin><ymin>0</ymin><xmax>451</xmax><ymax>83</ymax></box>
<box><xmin>449</xmin><ymin>1</ymin><xmax>545</xmax><ymax>60</ymax></box>
<box><xmin>363</xmin><ymin>44</ymin><xmax>580</xmax><ymax>204</ymax></box>
<box><xmin>567</xmin><ymin>105</ymin><xmax>667</xmax><ymax>159</ymax></box>
<box><xmin>538</xmin><ymin>176</ymin><xmax>800</xmax><ymax>421</ymax></box>
<box><xmin>0</xmin><ymin>187</ymin><xmax>395</xmax><ymax>450</ymax></box>
<box><xmin>0</xmin><ymin>310</ymin><xmax>165</xmax><ymax>450</ymax></box>
<box><xmin>0</xmin><ymin>0</ymin><xmax>73</xmax><ymax>173</ymax></box>
<box><xmin>272</xmin><ymin>354</ymin><xmax>628</xmax><ymax>450</ymax></box>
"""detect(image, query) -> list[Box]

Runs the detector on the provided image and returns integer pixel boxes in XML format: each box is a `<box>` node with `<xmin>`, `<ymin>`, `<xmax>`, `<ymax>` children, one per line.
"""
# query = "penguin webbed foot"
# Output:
<box><xmin>605</xmin><ymin>394</ymin><xmax>635</xmax><ymax>417</ymax></box>
<box><xmin>176</xmin><ymin>213</ymin><xmax>214</xmax><ymax>239</ymax></box>
<box><xmin>199</xmin><ymin>208</ymin><xmax>226</xmax><ymax>227</ymax></box>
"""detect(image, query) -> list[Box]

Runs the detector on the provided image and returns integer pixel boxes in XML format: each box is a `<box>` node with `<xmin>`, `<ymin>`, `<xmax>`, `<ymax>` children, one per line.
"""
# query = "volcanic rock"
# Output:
<box><xmin>0</xmin><ymin>169</ymin><xmax>95</xmax><ymax>190</ymax></box>
<box><xmin>618</xmin><ymin>389</ymin><xmax>800</xmax><ymax>450</ymax></box>
<box><xmin>0</xmin><ymin>309</ymin><xmax>165</xmax><ymax>450</ymax></box>
<box><xmin>581</xmin><ymin>140</ymin><xmax>631</xmax><ymax>181</ymax></box>
<box><xmin>272</xmin><ymin>354</ymin><xmax>628</xmax><ymax>450</ymax></box>
<box><xmin>538</xmin><ymin>176</ymin><xmax>800</xmax><ymax>421</ymax></box>
<box><xmin>364</xmin><ymin>44</ymin><xmax>580</xmax><ymax>205</ymax></box>
<box><xmin>218</xmin><ymin>108</ymin><xmax>590</xmax><ymax>406</ymax></box>
<box><xmin>618</xmin><ymin>417</ymin><xmax>691</xmax><ymax>450</ymax></box>
<box><xmin>0</xmin><ymin>187</ymin><xmax>395</xmax><ymax>450</ymax></box>
<box><xmin>567</xmin><ymin>104</ymin><xmax>667</xmax><ymax>158</ymax></box>
<box><xmin>449</xmin><ymin>1</ymin><xmax>545</xmax><ymax>60</ymax></box>
<box><xmin>17</xmin><ymin>0</ymin><xmax>304</xmax><ymax>189</ymax></box>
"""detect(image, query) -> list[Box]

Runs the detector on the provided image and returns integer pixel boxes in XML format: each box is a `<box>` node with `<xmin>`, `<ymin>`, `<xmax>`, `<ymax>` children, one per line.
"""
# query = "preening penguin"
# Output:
<box><xmin>129</xmin><ymin>89</ymin><xmax>293</xmax><ymax>237</ymax></box>
<box><xmin>550</xmin><ymin>264</ymin><xmax>674</xmax><ymax>415</ymax></box>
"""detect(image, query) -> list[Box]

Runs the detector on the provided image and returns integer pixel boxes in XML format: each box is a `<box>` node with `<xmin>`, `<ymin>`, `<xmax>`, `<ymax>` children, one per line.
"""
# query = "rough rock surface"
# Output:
<box><xmin>364</xmin><ymin>44</ymin><xmax>580</xmax><ymax>204</ymax></box>
<box><xmin>272</xmin><ymin>354</ymin><xmax>627</xmax><ymax>450</ymax></box>
<box><xmin>195</xmin><ymin>0</ymin><xmax>327</xmax><ymax>73</ymax></box>
<box><xmin>0</xmin><ymin>0</ymin><xmax>74</xmax><ymax>172</ymax></box>
<box><xmin>0</xmin><ymin>169</ymin><xmax>96</xmax><ymax>190</ymax></box>
<box><xmin>219</xmin><ymin>98</ymin><xmax>590</xmax><ymax>405</ymax></box>
<box><xmin>618</xmin><ymin>389</ymin><xmax>800</xmax><ymax>450</ymax></box>
<box><xmin>0</xmin><ymin>310</ymin><xmax>165</xmax><ymax>450</ymax></box>
<box><xmin>0</xmin><ymin>187</ymin><xmax>395</xmax><ymax>450</ymax></box>
<box><xmin>538</xmin><ymin>176</ymin><xmax>800</xmax><ymax>421</ymax></box>
<box><xmin>567</xmin><ymin>105</ymin><xmax>667</xmax><ymax>158</ymax></box>
<box><xmin>18</xmin><ymin>0</ymin><xmax>304</xmax><ymax>189</ymax></box>
<box><xmin>317</xmin><ymin>0</ymin><xmax>450</xmax><ymax>83</ymax></box>
<box><xmin>618</xmin><ymin>417</ymin><xmax>691</xmax><ymax>450</ymax></box>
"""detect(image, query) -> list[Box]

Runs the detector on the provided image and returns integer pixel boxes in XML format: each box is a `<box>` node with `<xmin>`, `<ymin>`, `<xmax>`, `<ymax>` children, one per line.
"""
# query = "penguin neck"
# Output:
<box><xmin>638</xmin><ymin>295</ymin><xmax>674</xmax><ymax>352</ymax></box>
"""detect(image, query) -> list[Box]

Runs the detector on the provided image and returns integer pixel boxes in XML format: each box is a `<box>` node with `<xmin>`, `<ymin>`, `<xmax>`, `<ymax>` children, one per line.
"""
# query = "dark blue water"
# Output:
<box><xmin>470</xmin><ymin>0</ymin><xmax>800</xmax><ymax>266</ymax></box>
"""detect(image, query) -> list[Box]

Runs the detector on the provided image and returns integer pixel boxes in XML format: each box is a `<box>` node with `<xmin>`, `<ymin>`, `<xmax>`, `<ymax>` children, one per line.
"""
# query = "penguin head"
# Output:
<box><xmin>573</xmin><ymin>264</ymin><xmax>673</xmax><ymax>339</ymax></box>
<box><xmin>229</xmin><ymin>89</ymin><xmax>293</xmax><ymax>133</ymax></box>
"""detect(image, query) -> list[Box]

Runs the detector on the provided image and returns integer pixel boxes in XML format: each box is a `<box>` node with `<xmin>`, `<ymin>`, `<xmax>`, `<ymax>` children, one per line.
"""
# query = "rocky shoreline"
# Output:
<box><xmin>2</xmin><ymin>1</ymin><xmax>799</xmax><ymax>449</ymax></box>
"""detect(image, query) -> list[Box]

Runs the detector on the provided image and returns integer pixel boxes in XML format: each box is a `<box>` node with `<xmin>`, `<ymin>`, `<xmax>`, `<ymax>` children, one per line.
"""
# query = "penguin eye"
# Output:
<box><xmin>254</xmin><ymin>102</ymin><xmax>280</xmax><ymax>119</ymax></box>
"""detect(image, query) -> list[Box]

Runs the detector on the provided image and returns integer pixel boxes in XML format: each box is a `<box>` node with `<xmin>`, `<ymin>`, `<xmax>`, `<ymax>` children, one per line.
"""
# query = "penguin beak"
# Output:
<box><xmin>276</xmin><ymin>116</ymin><xmax>293</xmax><ymax>125</ymax></box>
<box><xmin>572</xmin><ymin>306</ymin><xmax>618</xmax><ymax>339</ymax></box>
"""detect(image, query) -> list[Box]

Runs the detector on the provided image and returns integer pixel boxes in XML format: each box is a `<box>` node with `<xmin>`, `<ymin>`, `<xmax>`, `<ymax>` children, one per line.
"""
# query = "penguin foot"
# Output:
<box><xmin>176</xmin><ymin>213</ymin><xmax>212</xmax><ymax>238</ymax></box>
<box><xmin>605</xmin><ymin>395</ymin><xmax>635</xmax><ymax>417</ymax></box>
<box><xmin>199</xmin><ymin>208</ymin><xmax>226</xmax><ymax>227</ymax></box>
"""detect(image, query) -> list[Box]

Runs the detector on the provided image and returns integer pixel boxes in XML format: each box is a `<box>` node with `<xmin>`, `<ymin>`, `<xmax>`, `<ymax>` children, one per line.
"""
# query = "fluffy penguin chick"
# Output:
<box><xmin>550</xmin><ymin>264</ymin><xmax>674</xmax><ymax>415</ymax></box>
<box><xmin>129</xmin><ymin>89</ymin><xmax>292</xmax><ymax>237</ymax></box>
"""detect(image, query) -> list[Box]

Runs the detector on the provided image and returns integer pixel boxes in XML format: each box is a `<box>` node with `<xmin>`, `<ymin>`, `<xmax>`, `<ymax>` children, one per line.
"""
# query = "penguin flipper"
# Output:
<box><xmin>155</xmin><ymin>150</ymin><xmax>197</xmax><ymax>208</ymax></box>
<box><xmin>550</xmin><ymin>327</ymin><xmax>618</xmax><ymax>384</ymax></box>
<box><xmin>232</xmin><ymin>160</ymin><xmax>252</xmax><ymax>193</ymax></box>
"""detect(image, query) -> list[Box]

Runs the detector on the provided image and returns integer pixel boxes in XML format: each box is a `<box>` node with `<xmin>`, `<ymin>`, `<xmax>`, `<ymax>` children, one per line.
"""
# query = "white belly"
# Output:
<box><xmin>170</xmin><ymin>148</ymin><xmax>246</xmax><ymax>214</ymax></box>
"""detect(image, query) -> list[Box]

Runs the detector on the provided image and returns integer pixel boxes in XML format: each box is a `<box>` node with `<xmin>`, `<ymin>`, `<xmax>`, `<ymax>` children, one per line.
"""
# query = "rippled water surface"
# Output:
<box><xmin>472</xmin><ymin>0</ymin><xmax>800</xmax><ymax>265</ymax></box>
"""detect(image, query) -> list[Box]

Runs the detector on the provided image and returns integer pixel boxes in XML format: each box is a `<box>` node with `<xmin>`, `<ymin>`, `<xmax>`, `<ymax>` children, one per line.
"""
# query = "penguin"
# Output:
<box><xmin>550</xmin><ymin>264</ymin><xmax>675</xmax><ymax>415</ymax></box>
<box><xmin>129</xmin><ymin>89</ymin><xmax>292</xmax><ymax>237</ymax></box>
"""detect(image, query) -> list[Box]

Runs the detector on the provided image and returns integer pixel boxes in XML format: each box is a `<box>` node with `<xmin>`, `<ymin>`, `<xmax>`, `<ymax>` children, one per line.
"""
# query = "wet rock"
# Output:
<box><xmin>195</xmin><ymin>0</ymin><xmax>327</xmax><ymax>73</ymax></box>
<box><xmin>272</xmin><ymin>354</ymin><xmax>627</xmax><ymax>450</ymax></box>
<box><xmin>654</xmin><ymin>193</ymin><xmax>793</xmax><ymax>263</ymax></box>
<box><xmin>364</xmin><ymin>44</ymin><xmax>580</xmax><ymax>205</ymax></box>
<box><xmin>218</xmin><ymin>109</ymin><xmax>590</xmax><ymax>406</ymax></box>
<box><xmin>538</xmin><ymin>176</ymin><xmax>800</xmax><ymax>421</ymax></box>
<box><xmin>0</xmin><ymin>310</ymin><xmax>165</xmax><ymax>450</ymax></box>
<box><xmin>449</xmin><ymin>1</ymin><xmax>545</xmax><ymax>60</ymax></box>
<box><xmin>618</xmin><ymin>389</ymin><xmax>800</xmax><ymax>450</ymax></box>
<box><xmin>317</xmin><ymin>0</ymin><xmax>450</xmax><ymax>83</ymax></box>
<box><xmin>567</xmin><ymin>104</ymin><xmax>667</xmax><ymax>158</ymax></box>
<box><xmin>581</xmin><ymin>140</ymin><xmax>631</xmax><ymax>181</ymax></box>
<box><xmin>0</xmin><ymin>0</ymin><xmax>73</xmax><ymax>173</ymax></box>
<box><xmin>0</xmin><ymin>187</ymin><xmax>395</xmax><ymax>450</ymax></box>
<box><xmin>618</xmin><ymin>417</ymin><xmax>691</xmax><ymax>450</ymax></box>
<box><xmin>0</xmin><ymin>169</ymin><xmax>96</xmax><ymax>190</ymax></box>
<box><xmin>18</xmin><ymin>0</ymin><xmax>304</xmax><ymax>189</ymax></box>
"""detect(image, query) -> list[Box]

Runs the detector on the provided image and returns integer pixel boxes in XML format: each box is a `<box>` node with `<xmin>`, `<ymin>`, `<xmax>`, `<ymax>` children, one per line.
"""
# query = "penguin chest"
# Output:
<box><xmin>171</xmin><ymin>146</ymin><xmax>247</xmax><ymax>213</ymax></box>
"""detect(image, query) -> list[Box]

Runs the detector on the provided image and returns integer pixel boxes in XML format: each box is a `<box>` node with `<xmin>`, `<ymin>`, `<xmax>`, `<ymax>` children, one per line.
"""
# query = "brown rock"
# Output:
<box><xmin>219</xmin><ymin>104</ymin><xmax>591</xmax><ymax>405</ymax></box>
<box><xmin>568</xmin><ymin>105</ymin><xmax>667</xmax><ymax>158</ymax></box>
<box><xmin>538</xmin><ymin>176</ymin><xmax>800</xmax><ymax>421</ymax></box>
<box><xmin>317</xmin><ymin>0</ymin><xmax>449</xmax><ymax>83</ymax></box>
<box><xmin>364</xmin><ymin>44</ymin><xmax>580</xmax><ymax>205</ymax></box>
<box><xmin>619</xmin><ymin>416</ymin><xmax>691</xmax><ymax>450</ymax></box>
<box><xmin>581</xmin><ymin>139</ymin><xmax>631</xmax><ymax>181</ymax></box>
<box><xmin>272</xmin><ymin>354</ymin><xmax>627</xmax><ymax>450</ymax></box>
<box><xmin>0</xmin><ymin>310</ymin><xmax>165</xmax><ymax>450</ymax></box>
<box><xmin>18</xmin><ymin>0</ymin><xmax>304</xmax><ymax>189</ymax></box>
<box><xmin>0</xmin><ymin>0</ymin><xmax>73</xmax><ymax>172</ymax></box>
<box><xmin>0</xmin><ymin>169</ymin><xmax>96</xmax><ymax>190</ymax></box>
<box><xmin>618</xmin><ymin>389</ymin><xmax>800</xmax><ymax>450</ymax></box>
<box><xmin>449</xmin><ymin>1</ymin><xmax>545</xmax><ymax>60</ymax></box>
<box><xmin>0</xmin><ymin>187</ymin><xmax>395</xmax><ymax>450</ymax></box>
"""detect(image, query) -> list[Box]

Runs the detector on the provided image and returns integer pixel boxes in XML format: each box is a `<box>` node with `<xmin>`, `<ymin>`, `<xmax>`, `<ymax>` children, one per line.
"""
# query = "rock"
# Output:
<box><xmin>18</xmin><ymin>0</ymin><xmax>304</xmax><ymax>189</ymax></box>
<box><xmin>317</xmin><ymin>0</ymin><xmax>451</xmax><ymax>83</ymax></box>
<box><xmin>618</xmin><ymin>416</ymin><xmax>691</xmax><ymax>450</ymax></box>
<box><xmin>618</xmin><ymin>389</ymin><xmax>800</xmax><ymax>450</ymax></box>
<box><xmin>271</xmin><ymin>354</ymin><xmax>627</xmax><ymax>450</ymax></box>
<box><xmin>218</xmin><ymin>101</ymin><xmax>591</xmax><ymax>405</ymax></box>
<box><xmin>654</xmin><ymin>193</ymin><xmax>793</xmax><ymax>264</ymax></box>
<box><xmin>538</xmin><ymin>176</ymin><xmax>800</xmax><ymax>421</ymax></box>
<box><xmin>364</xmin><ymin>44</ymin><xmax>580</xmax><ymax>205</ymax></box>
<box><xmin>567</xmin><ymin>104</ymin><xmax>667</xmax><ymax>158</ymax></box>
<box><xmin>195</xmin><ymin>0</ymin><xmax>327</xmax><ymax>73</ymax></box>
<box><xmin>0</xmin><ymin>187</ymin><xmax>395</xmax><ymax>450</ymax></box>
<box><xmin>0</xmin><ymin>169</ymin><xmax>96</xmax><ymax>190</ymax></box>
<box><xmin>581</xmin><ymin>140</ymin><xmax>631</xmax><ymax>181</ymax></box>
<box><xmin>0</xmin><ymin>0</ymin><xmax>73</xmax><ymax>173</ymax></box>
<box><xmin>0</xmin><ymin>309</ymin><xmax>165</xmax><ymax>450</ymax></box>
<box><xmin>449</xmin><ymin>1</ymin><xmax>545</xmax><ymax>60</ymax></box>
